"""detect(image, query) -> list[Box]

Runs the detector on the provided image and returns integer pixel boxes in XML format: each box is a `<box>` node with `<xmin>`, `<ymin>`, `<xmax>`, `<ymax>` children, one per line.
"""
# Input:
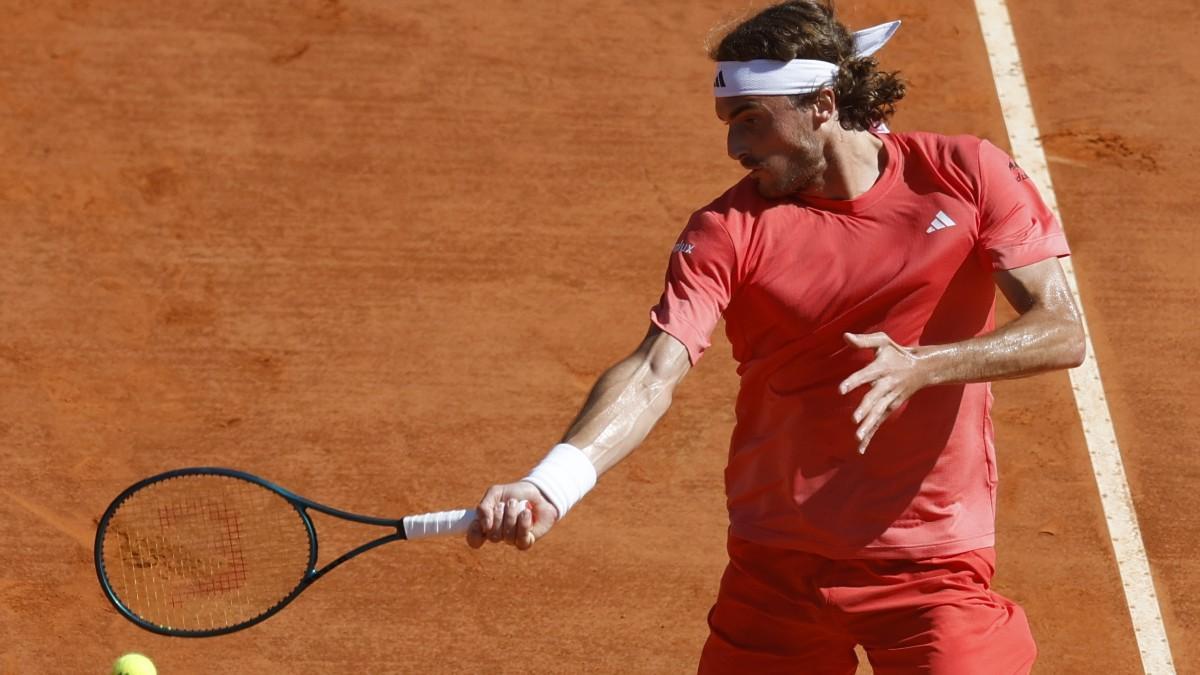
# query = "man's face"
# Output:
<box><xmin>716</xmin><ymin>95</ymin><xmax>825</xmax><ymax>199</ymax></box>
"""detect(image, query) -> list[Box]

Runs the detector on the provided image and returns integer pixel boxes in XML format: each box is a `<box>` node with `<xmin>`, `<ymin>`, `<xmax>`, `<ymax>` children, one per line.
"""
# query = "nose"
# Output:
<box><xmin>726</xmin><ymin>127</ymin><xmax>748</xmax><ymax>163</ymax></box>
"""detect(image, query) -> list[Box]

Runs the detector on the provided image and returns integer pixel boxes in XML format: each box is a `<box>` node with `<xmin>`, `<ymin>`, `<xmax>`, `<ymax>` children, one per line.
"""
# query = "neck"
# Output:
<box><xmin>808</xmin><ymin>127</ymin><xmax>886</xmax><ymax>200</ymax></box>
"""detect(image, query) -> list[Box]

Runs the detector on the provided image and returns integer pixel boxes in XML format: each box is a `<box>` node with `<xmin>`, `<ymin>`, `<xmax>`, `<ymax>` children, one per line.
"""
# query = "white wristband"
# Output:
<box><xmin>522</xmin><ymin>443</ymin><xmax>597</xmax><ymax>519</ymax></box>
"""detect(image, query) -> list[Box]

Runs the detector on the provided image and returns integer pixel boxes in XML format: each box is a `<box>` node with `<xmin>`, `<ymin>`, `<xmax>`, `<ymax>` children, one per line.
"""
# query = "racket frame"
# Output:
<box><xmin>94</xmin><ymin>466</ymin><xmax>423</xmax><ymax>638</ymax></box>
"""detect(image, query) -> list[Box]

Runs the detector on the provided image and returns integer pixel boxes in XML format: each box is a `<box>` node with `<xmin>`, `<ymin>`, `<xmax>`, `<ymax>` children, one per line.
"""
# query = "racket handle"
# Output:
<box><xmin>403</xmin><ymin>500</ymin><xmax>529</xmax><ymax>540</ymax></box>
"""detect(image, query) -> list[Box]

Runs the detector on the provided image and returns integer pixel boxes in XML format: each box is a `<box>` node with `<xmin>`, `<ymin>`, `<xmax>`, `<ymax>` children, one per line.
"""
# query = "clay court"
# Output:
<box><xmin>1</xmin><ymin>0</ymin><xmax>1196</xmax><ymax>672</ymax></box>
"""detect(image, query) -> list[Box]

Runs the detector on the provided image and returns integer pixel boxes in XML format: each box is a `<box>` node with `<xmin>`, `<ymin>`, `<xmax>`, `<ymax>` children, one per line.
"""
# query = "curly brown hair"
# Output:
<box><xmin>710</xmin><ymin>0</ymin><xmax>906</xmax><ymax>131</ymax></box>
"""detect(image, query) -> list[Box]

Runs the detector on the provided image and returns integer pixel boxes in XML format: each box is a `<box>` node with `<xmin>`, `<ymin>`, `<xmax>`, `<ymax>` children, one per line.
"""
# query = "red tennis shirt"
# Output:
<box><xmin>650</xmin><ymin>132</ymin><xmax>1069</xmax><ymax>559</ymax></box>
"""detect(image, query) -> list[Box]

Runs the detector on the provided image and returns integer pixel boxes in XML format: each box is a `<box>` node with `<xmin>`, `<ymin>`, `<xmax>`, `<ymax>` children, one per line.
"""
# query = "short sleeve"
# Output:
<box><xmin>649</xmin><ymin>211</ymin><xmax>738</xmax><ymax>365</ymax></box>
<box><xmin>976</xmin><ymin>140</ymin><xmax>1070</xmax><ymax>270</ymax></box>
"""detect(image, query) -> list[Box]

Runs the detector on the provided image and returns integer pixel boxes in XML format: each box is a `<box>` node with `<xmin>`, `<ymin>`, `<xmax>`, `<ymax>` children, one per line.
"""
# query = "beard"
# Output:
<box><xmin>747</xmin><ymin>139</ymin><xmax>826</xmax><ymax>199</ymax></box>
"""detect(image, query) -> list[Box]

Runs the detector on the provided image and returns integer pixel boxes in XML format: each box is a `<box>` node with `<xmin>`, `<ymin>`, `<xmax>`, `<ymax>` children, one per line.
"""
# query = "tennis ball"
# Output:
<box><xmin>112</xmin><ymin>653</ymin><xmax>157</xmax><ymax>675</ymax></box>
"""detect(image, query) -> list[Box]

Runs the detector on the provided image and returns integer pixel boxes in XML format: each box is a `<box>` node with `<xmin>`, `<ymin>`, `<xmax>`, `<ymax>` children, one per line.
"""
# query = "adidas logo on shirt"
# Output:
<box><xmin>925</xmin><ymin>210</ymin><xmax>956</xmax><ymax>234</ymax></box>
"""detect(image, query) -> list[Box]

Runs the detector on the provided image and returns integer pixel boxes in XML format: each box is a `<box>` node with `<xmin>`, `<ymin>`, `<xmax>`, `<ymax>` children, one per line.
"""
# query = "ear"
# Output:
<box><xmin>812</xmin><ymin>87</ymin><xmax>837</xmax><ymax>125</ymax></box>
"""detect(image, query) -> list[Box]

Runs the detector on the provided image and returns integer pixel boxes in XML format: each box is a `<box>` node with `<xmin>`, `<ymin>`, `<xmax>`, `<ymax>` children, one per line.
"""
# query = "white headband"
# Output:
<box><xmin>713</xmin><ymin>20</ymin><xmax>901</xmax><ymax>97</ymax></box>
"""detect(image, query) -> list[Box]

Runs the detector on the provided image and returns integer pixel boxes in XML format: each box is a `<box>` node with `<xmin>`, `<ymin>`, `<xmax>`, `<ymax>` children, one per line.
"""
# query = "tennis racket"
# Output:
<box><xmin>94</xmin><ymin>466</ymin><xmax>509</xmax><ymax>637</ymax></box>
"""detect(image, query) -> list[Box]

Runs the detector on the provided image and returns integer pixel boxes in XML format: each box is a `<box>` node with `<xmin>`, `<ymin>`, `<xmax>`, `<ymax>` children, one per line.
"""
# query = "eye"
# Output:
<box><xmin>739</xmin><ymin>113</ymin><xmax>764</xmax><ymax>129</ymax></box>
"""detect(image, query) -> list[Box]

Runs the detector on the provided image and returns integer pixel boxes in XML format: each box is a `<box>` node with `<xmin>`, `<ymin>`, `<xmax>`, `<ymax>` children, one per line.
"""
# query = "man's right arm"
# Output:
<box><xmin>467</xmin><ymin>324</ymin><xmax>692</xmax><ymax>550</ymax></box>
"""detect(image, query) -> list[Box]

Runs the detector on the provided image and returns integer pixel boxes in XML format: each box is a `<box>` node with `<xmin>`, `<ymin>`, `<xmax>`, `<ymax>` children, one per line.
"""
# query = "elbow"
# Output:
<box><xmin>1066</xmin><ymin>343</ymin><xmax>1086</xmax><ymax>369</ymax></box>
<box><xmin>1064</xmin><ymin>321</ymin><xmax>1087</xmax><ymax>368</ymax></box>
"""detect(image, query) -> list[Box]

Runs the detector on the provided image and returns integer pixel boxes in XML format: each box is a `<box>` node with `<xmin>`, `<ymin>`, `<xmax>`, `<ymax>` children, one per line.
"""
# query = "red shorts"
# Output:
<box><xmin>699</xmin><ymin>536</ymin><xmax>1036</xmax><ymax>674</ymax></box>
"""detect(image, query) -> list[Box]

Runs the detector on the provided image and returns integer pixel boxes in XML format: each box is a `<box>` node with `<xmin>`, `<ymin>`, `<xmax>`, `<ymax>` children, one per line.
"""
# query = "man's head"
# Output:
<box><xmin>716</xmin><ymin>91</ymin><xmax>833</xmax><ymax>199</ymax></box>
<box><xmin>710</xmin><ymin>1</ymin><xmax>905</xmax><ymax>198</ymax></box>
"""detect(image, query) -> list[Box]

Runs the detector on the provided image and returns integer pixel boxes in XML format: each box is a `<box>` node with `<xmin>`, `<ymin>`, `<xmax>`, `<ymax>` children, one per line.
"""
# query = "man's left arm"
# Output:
<box><xmin>839</xmin><ymin>256</ymin><xmax>1086</xmax><ymax>454</ymax></box>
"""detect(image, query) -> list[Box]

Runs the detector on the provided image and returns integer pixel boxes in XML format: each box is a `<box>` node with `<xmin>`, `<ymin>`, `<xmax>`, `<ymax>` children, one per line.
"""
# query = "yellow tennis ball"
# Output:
<box><xmin>112</xmin><ymin>653</ymin><xmax>157</xmax><ymax>675</ymax></box>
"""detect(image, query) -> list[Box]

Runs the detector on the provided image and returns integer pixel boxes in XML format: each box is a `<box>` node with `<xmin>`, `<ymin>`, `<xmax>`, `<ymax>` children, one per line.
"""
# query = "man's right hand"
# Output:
<box><xmin>467</xmin><ymin>481</ymin><xmax>559</xmax><ymax>550</ymax></box>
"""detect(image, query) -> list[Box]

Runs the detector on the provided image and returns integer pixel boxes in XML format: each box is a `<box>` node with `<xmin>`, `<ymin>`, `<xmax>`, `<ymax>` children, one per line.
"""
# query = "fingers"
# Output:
<box><xmin>839</xmin><ymin>332</ymin><xmax>896</xmax><ymax>394</ymax></box>
<box><xmin>515</xmin><ymin>507</ymin><xmax>535</xmax><ymax>550</ymax></box>
<box><xmin>469</xmin><ymin>483</ymin><xmax>549</xmax><ymax>551</ymax></box>
<box><xmin>476</xmin><ymin>486</ymin><xmax>502</xmax><ymax>532</ymax></box>
<box><xmin>489</xmin><ymin>499</ymin><xmax>505</xmax><ymax>542</ymax></box>
<box><xmin>852</xmin><ymin>375</ymin><xmax>889</xmax><ymax>423</ymax></box>
<box><xmin>839</xmin><ymin>363</ymin><xmax>878</xmax><ymax>395</ymax></box>
<box><xmin>856</xmin><ymin>390</ymin><xmax>900</xmax><ymax>454</ymax></box>
<box><xmin>499</xmin><ymin>498</ymin><xmax>523</xmax><ymax>544</ymax></box>
<box><xmin>843</xmin><ymin>331</ymin><xmax>889</xmax><ymax>349</ymax></box>
<box><xmin>466</xmin><ymin>519</ymin><xmax>486</xmax><ymax>549</ymax></box>
<box><xmin>468</xmin><ymin>487</ymin><xmax>501</xmax><ymax>548</ymax></box>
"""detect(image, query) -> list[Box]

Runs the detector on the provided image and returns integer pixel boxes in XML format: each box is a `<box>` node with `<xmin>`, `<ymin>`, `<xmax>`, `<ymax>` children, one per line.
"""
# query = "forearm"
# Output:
<box><xmin>561</xmin><ymin>353</ymin><xmax>679</xmax><ymax>475</ymax></box>
<box><xmin>509</xmin><ymin>328</ymin><xmax>688</xmax><ymax>525</ymax></box>
<box><xmin>914</xmin><ymin>303</ymin><xmax>1085</xmax><ymax>386</ymax></box>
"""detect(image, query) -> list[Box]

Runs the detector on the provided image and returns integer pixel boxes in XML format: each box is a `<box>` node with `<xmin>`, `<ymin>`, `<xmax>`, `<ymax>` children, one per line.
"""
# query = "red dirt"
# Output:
<box><xmin>0</xmin><ymin>1</ymin><xmax>1191</xmax><ymax>672</ymax></box>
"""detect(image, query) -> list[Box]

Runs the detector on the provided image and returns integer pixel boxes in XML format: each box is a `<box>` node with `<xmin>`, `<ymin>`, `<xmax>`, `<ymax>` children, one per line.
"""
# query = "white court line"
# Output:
<box><xmin>972</xmin><ymin>2</ymin><xmax>1176</xmax><ymax>673</ymax></box>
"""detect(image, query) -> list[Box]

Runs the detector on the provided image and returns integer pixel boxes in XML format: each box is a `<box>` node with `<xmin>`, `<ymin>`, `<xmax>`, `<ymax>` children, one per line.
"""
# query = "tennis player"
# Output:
<box><xmin>468</xmin><ymin>2</ymin><xmax>1085</xmax><ymax>672</ymax></box>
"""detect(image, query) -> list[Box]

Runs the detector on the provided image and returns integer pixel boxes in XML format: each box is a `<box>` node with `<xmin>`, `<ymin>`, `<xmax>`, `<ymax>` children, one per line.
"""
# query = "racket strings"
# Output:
<box><xmin>100</xmin><ymin>475</ymin><xmax>312</xmax><ymax>632</ymax></box>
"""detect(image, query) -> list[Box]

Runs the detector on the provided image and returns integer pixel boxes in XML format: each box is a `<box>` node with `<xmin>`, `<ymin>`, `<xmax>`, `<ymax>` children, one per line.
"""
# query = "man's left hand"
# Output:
<box><xmin>838</xmin><ymin>332</ymin><xmax>930</xmax><ymax>454</ymax></box>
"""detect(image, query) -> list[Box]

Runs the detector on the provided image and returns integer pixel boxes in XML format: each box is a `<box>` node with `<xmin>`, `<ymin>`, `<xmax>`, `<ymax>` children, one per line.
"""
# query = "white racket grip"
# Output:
<box><xmin>402</xmin><ymin>500</ymin><xmax>529</xmax><ymax>540</ymax></box>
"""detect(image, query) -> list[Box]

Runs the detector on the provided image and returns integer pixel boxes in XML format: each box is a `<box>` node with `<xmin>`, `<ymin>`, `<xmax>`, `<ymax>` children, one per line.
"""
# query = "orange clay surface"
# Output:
<box><xmin>0</xmin><ymin>1</ymin><xmax>1195</xmax><ymax>672</ymax></box>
